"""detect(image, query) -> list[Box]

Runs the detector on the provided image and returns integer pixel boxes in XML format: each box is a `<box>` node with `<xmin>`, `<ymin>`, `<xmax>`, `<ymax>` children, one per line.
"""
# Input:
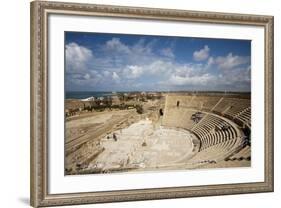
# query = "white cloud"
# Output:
<box><xmin>122</xmin><ymin>65</ymin><xmax>144</xmax><ymax>79</ymax></box>
<box><xmin>160</xmin><ymin>48</ymin><xmax>175</xmax><ymax>58</ymax></box>
<box><xmin>104</xmin><ymin>38</ymin><xmax>130</xmax><ymax>54</ymax></box>
<box><xmin>84</xmin><ymin>73</ymin><xmax>90</xmax><ymax>80</ymax></box>
<box><xmin>65</xmin><ymin>42</ymin><xmax>93</xmax><ymax>71</ymax></box>
<box><xmin>66</xmin><ymin>39</ymin><xmax>251</xmax><ymax>92</ymax></box>
<box><xmin>168</xmin><ymin>73</ymin><xmax>216</xmax><ymax>86</ymax></box>
<box><xmin>206</xmin><ymin>57</ymin><xmax>214</xmax><ymax>68</ymax></box>
<box><xmin>215</xmin><ymin>53</ymin><xmax>249</xmax><ymax>70</ymax></box>
<box><xmin>132</xmin><ymin>38</ymin><xmax>154</xmax><ymax>55</ymax></box>
<box><xmin>102</xmin><ymin>70</ymin><xmax>111</xmax><ymax>77</ymax></box>
<box><xmin>102</xmin><ymin>37</ymin><xmax>158</xmax><ymax>66</ymax></box>
<box><xmin>146</xmin><ymin>60</ymin><xmax>173</xmax><ymax>75</ymax></box>
<box><xmin>112</xmin><ymin>72</ymin><xmax>120</xmax><ymax>82</ymax></box>
<box><xmin>193</xmin><ymin>45</ymin><xmax>210</xmax><ymax>61</ymax></box>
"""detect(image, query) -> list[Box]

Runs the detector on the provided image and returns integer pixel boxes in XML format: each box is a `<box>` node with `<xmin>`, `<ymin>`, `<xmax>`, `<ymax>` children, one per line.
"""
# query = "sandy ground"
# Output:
<box><xmin>65</xmin><ymin>110</ymin><xmax>138</xmax><ymax>152</ymax></box>
<box><xmin>66</xmin><ymin>117</ymin><xmax>196</xmax><ymax>174</ymax></box>
<box><xmin>65</xmin><ymin>99</ymin><xmax>167</xmax><ymax>174</ymax></box>
<box><xmin>90</xmin><ymin>120</ymin><xmax>195</xmax><ymax>172</ymax></box>
<box><xmin>65</xmin><ymin>103</ymin><xmax>199</xmax><ymax>175</ymax></box>
<box><xmin>65</xmin><ymin>109</ymin><xmax>141</xmax><ymax>172</ymax></box>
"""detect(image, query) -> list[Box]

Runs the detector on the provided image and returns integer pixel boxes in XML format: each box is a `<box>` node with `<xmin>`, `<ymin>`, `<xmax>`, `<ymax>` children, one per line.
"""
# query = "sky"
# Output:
<box><xmin>65</xmin><ymin>32</ymin><xmax>251</xmax><ymax>92</ymax></box>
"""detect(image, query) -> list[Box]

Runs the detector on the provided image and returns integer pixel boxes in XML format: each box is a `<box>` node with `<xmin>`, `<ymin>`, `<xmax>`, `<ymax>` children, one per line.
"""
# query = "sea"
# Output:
<box><xmin>65</xmin><ymin>91</ymin><xmax>114</xmax><ymax>99</ymax></box>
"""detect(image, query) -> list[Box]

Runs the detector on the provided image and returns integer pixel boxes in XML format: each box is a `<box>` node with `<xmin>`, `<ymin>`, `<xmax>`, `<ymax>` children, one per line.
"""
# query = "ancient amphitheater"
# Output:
<box><xmin>162</xmin><ymin>93</ymin><xmax>251</xmax><ymax>169</ymax></box>
<box><xmin>65</xmin><ymin>93</ymin><xmax>251</xmax><ymax>174</ymax></box>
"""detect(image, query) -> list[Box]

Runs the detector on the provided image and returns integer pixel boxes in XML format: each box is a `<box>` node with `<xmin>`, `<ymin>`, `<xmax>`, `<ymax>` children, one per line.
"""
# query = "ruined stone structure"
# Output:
<box><xmin>162</xmin><ymin>94</ymin><xmax>251</xmax><ymax>169</ymax></box>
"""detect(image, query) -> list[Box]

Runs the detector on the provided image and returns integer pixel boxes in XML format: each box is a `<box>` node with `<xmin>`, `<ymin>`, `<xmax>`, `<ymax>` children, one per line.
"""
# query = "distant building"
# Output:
<box><xmin>111</xmin><ymin>95</ymin><xmax>121</xmax><ymax>105</ymax></box>
<box><xmin>98</xmin><ymin>97</ymin><xmax>104</xmax><ymax>101</ymax></box>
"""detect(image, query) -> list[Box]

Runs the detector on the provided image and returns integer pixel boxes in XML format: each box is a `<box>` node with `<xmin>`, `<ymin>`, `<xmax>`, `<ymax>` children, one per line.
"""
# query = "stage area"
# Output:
<box><xmin>88</xmin><ymin>119</ymin><xmax>197</xmax><ymax>172</ymax></box>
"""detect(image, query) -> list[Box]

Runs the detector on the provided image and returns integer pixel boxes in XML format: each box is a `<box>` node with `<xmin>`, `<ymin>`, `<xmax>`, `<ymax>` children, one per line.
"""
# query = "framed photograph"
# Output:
<box><xmin>30</xmin><ymin>1</ymin><xmax>274</xmax><ymax>207</ymax></box>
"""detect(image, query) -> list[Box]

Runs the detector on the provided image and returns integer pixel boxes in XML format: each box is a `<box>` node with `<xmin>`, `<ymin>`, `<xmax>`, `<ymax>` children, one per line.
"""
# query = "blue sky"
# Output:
<box><xmin>65</xmin><ymin>32</ymin><xmax>251</xmax><ymax>92</ymax></box>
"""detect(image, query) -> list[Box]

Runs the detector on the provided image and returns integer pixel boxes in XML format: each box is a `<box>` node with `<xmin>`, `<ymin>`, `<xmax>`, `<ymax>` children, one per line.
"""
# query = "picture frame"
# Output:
<box><xmin>30</xmin><ymin>1</ymin><xmax>274</xmax><ymax>207</ymax></box>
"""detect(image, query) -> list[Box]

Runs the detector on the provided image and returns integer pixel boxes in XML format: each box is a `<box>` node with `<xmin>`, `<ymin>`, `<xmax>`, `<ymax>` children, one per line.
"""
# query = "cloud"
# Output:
<box><xmin>122</xmin><ymin>65</ymin><xmax>144</xmax><ymax>79</ymax></box>
<box><xmin>160</xmin><ymin>48</ymin><xmax>175</xmax><ymax>58</ymax></box>
<box><xmin>146</xmin><ymin>60</ymin><xmax>173</xmax><ymax>75</ymax></box>
<box><xmin>65</xmin><ymin>39</ymin><xmax>250</xmax><ymax>92</ymax></box>
<box><xmin>112</xmin><ymin>72</ymin><xmax>120</xmax><ymax>83</ymax></box>
<box><xmin>215</xmin><ymin>53</ymin><xmax>250</xmax><ymax>70</ymax></box>
<box><xmin>168</xmin><ymin>73</ymin><xmax>216</xmax><ymax>86</ymax></box>
<box><xmin>206</xmin><ymin>57</ymin><xmax>214</xmax><ymax>68</ymax></box>
<box><xmin>132</xmin><ymin>38</ymin><xmax>155</xmax><ymax>55</ymax></box>
<box><xmin>84</xmin><ymin>73</ymin><xmax>91</xmax><ymax>80</ymax></box>
<box><xmin>104</xmin><ymin>38</ymin><xmax>131</xmax><ymax>54</ymax></box>
<box><xmin>65</xmin><ymin>42</ymin><xmax>93</xmax><ymax>71</ymax></box>
<box><xmin>193</xmin><ymin>45</ymin><xmax>210</xmax><ymax>61</ymax></box>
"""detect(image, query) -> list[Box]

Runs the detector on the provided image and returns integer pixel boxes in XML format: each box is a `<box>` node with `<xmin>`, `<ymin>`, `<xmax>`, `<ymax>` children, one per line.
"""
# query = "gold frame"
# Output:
<box><xmin>30</xmin><ymin>1</ymin><xmax>274</xmax><ymax>207</ymax></box>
